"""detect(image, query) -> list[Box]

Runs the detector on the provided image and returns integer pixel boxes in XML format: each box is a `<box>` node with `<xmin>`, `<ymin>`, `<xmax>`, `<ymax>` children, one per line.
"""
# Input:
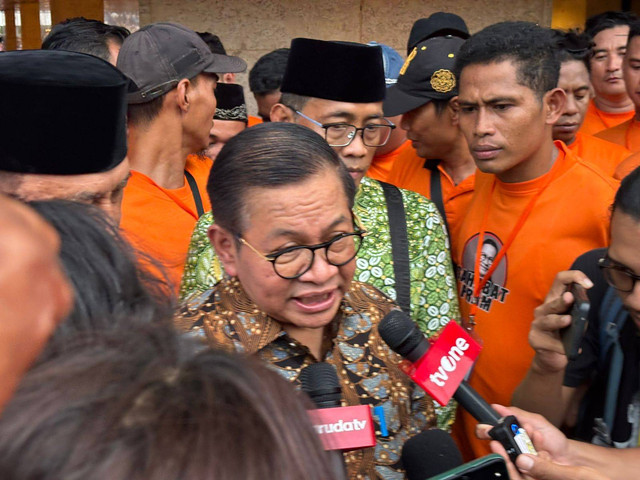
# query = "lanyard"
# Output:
<box><xmin>467</xmin><ymin>167</ymin><xmax>558</xmax><ymax>329</ymax></box>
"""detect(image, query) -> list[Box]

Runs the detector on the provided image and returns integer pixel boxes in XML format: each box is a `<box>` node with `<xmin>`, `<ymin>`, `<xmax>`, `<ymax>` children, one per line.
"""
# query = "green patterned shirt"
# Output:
<box><xmin>179</xmin><ymin>176</ymin><xmax>460</xmax><ymax>430</ymax></box>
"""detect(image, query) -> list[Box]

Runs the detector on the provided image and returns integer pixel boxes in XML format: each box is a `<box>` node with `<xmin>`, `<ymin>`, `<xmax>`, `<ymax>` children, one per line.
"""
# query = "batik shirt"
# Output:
<box><xmin>179</xmin><ymin>176</ymin><xmax>460</xmax><ymax>429</ymax></box>
<box><xmin>175</xmin><ymin>278</ymin><xmax>437</xmax><ymax>480</ymax></box>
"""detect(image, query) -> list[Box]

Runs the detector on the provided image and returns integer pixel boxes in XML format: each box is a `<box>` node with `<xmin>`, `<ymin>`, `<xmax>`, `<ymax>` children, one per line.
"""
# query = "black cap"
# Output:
<box><xmin>384</xmin><ymin>36</ymin><xmax>465</xmax><ymax>117</ymax></box>
<box><xmin>0</xmin><ymin>50</ymin><xmax>130</xmax><ymax>175</ymax></box>
<box><xmin>407</xmin><ymin>12</ymin><xmax>470</xmax><ymax>53</ymax></box>
<box><xmin>118</xmin><ymin>22</ymin><xmax>247</xmax><ymax>104</ymax></box>
<box><xmin>281</xmin><ymin>38</ymin><xmax>386</xmax><ymax>103</ymax></box>
<box><xmin>214</xmin><ymin>83</ymin><xmax>248</xmax><ymax>122</ymax></box>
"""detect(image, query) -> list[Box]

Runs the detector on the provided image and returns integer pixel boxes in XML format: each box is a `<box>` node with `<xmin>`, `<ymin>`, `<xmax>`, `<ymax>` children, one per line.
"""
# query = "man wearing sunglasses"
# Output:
<box><xmin>513</xmin><ymin>167</ymin><xmax>640</xmax><ymax>452</ymax></box>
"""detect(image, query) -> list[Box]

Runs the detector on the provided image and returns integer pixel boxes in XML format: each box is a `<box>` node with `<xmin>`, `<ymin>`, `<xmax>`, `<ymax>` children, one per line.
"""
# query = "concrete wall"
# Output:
<box><xmin>138</xmin><ymin>0</ymin><xmax>553</xmax><ymax>117</ymax></box>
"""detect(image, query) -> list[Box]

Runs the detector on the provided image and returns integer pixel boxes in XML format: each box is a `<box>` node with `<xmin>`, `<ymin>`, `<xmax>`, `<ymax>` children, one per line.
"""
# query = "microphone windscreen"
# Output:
<box><xmin>402</xmin><ymin>429</ymin><xmax>463</xmax><ymax>480</ymax></box>
<box><xmin>299</xmin><ymin>363</ymin><xmax>342</xmax><ymax>409</ymax></box>
<box><xmin>379</xmin><ymin>310</ymin><xmax>427</xmax><ymax>362</ymax></box>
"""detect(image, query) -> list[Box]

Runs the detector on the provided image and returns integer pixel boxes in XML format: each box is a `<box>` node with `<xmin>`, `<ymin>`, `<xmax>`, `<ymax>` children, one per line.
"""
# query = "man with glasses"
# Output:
<box><xmin>176</xmin><ymin>123</ymin><xmax>438</xmax><ymax>479</ymax></box>
<box><xmin>179</xmin><ymin>38</ymin><xmax>460</xmax><ymax>430</ymax></box>
<box><xmin>513</xmin><ymin>167</ymin><xmax>640</xmax><ymax>450</ymax></box>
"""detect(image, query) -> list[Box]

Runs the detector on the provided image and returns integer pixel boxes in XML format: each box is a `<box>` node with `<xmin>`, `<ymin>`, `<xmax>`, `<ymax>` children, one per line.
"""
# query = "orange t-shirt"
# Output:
<box><xmin>614</xmin><ymin>151</ymin><xmax>640</xmax><ymax>180</ymax></box>
<box><xmin>579</xmin><ymin>99</ymin><xmax>634</xmax><ymax>136</ymax></box>
<box><xmin>451</xmin><ymin>141</ymin><xmax>617</xmax><ymax>460</ymax></box>
<box><xmin>367</xmin><ymin>139</ymin><xmax>415</xmax><ymax>183</ymax></box>
<box><xmin>595</xmin><ymin>117</ymin><xmax>640</xmax><ymax>153</ymax></box>
<box><xmin>386</xmin><ymin>147</ymin><xmax>475</xmax><ymax>249</ymax></box>
<box><xmin>247</xmin><ymin>115</ymin><xmax>263</xmax><ymax>127</ymax></box>
<box><xmin>120</xmin><ymin>154</ymin><xmax>213</xmax><ymax>293</ymax></box>
<box><xmin>566</xmin><ymin>132</ymin><xmax>631</xmax><ymax>177</ymax></box>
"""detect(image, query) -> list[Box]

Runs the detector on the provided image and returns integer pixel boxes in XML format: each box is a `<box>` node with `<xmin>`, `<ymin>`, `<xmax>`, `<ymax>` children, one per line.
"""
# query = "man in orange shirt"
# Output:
<box><xmin>117</xmin><ymin>22</ymin><xmax>246</xmax><ymax>292</ymax></box>
<box><xmin>383</xmin><ymin>27</ymin><xmax>475</xmax><ymax>244</ymax></box>
<box><xmin>580</xmin><ymin>11</ymin><xmax>637</xmax><ymax>136</ymax></box>
<box><xmin>452</xmin><ymin>22</ymin><xmax>617</xmax><ymax>460</ymax></box>
<box><xmin>552</xmin><ymin>30</ymin><xmax>631</xmax><ymax>176</ymax></box>
<box><xmin>596</xmin><ymin>21</ymin><xmax>640</xmax><ymax>153</ymax></box>
<box><xmin>248</xmin><ymin>48</ymin><xmax>289</xmax><ymax>124</ymax></box>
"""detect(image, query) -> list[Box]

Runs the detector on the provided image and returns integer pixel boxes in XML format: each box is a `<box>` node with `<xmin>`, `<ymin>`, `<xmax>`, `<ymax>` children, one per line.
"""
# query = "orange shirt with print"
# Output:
<box><xmin>595</xmin><ymin>117</ymin><xmax>640</xmax><ymax>153</ymax></box>
<box><xmin>451</xmin><ymin>142</ymin><xmax>617</xmax><ymax>460</ymax></box>
<box><xmin>120</xmin><ymin>154</ymin><xmax>212</xmax><ymax>293</ymax></box>
<box><xmin>579</xmin><ymin>99</ymin><xmax>634</xmax><ymax>136</ymax></box>
<box><xmin>567</xmin><ymin>132</ymin><xmax>631</xmax><ymax>177</ymax></box>
<box><xmin>367</xmin><ymin>139</ymin><xmax>415</xmax><ymax>183</ymax></box>
<box><xmin>386</xmin><ymin>146</ymin><xmax>475</xmax><ymax>249</ymax></box>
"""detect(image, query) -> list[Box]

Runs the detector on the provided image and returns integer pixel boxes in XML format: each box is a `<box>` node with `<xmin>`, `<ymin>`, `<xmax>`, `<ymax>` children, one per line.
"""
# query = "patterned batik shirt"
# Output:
<box><xmin>179</xmin><ymin>176</ymin><xmax>460</xmax><ymax>429</ymax></box>
<box><xmin>175</xmin><ymin>278</ymin><xmax>437</xmax><ymax>480</ymax></box>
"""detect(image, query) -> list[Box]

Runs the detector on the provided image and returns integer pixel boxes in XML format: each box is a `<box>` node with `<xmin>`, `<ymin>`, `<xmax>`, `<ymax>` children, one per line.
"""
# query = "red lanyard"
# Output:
<box><xmin>467</xmin><ymin>168</ymin><xmax>558</xmax><ymax>327</ymax></box>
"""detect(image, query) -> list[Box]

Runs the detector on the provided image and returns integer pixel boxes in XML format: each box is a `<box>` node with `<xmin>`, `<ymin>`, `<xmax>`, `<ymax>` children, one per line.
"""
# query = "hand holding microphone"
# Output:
<box><xmin>378</xmin><ymin>311</ymin><xmax>536</xmax><ymax>463</ymax></box>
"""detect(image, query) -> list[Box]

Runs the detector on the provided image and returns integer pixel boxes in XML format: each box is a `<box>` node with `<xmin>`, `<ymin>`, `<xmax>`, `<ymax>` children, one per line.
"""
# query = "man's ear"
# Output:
<box><xmin>176</xmin><ymin>78</ymin><xmax>192</xmax><ymax>113</ymax></box>
<box><xmin>448</xmin><ymin>96</ymin><xmax>460</xmax><ymax>125</ymax></box>
<box><xmin>207</xmin><ymin>224</ymin><xmax>238</xmax><ymax>277</ymax></box>
<box><xmin>270</xmin><ymin>103</ymin><xmax>296</xmax><ymax>123</ymax></box>
<box><xmin>544</xmin><ymin>87</ymin><xmax>566</xmax><ymax>125</ymax></box>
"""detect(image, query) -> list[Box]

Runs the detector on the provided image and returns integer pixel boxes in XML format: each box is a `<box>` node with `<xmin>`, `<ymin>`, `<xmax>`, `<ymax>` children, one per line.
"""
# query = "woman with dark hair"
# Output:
<box><xmin>0</xmin><ymin>322</ymin><xmax>339</xmax><ymax>479</ymax></box>
<box><xmin>28</xmin><ymin>200</ymin><xmax>173</xmax><ymax>358</ymax></box>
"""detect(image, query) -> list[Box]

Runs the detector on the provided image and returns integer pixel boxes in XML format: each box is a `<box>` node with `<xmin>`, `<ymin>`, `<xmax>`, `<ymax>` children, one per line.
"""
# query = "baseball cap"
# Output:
<box><xmin>407</xmin><ymin>12</ymin><xmax>470</xmax><ymax>53</ymax></box>
<box><xmin>118</xmin><ymin>22</ymin><xmax>247</xmax><ymax>104</ymax></box>
<box><xmin>384</xmin><ymin>36</ymin><xmax>465</xmax><ymax>117</ymax></box>
<box><xmin>367</xmin><ymin>41</ymin><xmax>404</xmax><ymax>87</ymax></box>
<box><xmin>0</xmin><ymin>50</ymin><xmax>130</xmax><ymax>175</ymax></box>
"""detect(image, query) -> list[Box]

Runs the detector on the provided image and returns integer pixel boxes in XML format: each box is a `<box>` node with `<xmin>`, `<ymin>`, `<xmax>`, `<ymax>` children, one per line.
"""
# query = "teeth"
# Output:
<box><xmin>299</xmin><ymin>293</ymin><xmax>329</xmax><ymax>305</ymax></box>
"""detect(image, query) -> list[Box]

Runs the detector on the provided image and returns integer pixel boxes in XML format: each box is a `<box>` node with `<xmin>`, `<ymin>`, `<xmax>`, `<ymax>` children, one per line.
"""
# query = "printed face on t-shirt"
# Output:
<box><xmin>457</xmin><ymin>60</ymin><xmax>562</xmax><ymax>183</ymax></box>
<box><xmin>553</xmin><ymin>60</ymin><xmax>591</xmax><ymax>145</ymax></box>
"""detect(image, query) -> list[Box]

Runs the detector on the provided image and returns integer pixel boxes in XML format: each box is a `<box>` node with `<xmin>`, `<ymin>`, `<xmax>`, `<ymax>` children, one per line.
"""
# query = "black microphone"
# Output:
<box><xmin>402</xmin><ymin>430</ymin><xmax>463</xmax><ymax>480</ymax></box>
<box><xmin>299</xmin><ymin>362</ymin><xmax>342</xmax><ymax>409</ymax></box>
<box><xmin>379</xmin><ymin>310</ymin><xmax>500</xmax><ymax>425</ymax></box>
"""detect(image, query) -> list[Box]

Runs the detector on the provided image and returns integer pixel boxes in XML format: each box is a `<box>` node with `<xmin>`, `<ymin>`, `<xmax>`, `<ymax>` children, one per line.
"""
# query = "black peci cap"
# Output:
<box><xmin>280</xmin><ymin>38</ymin><xmax>386</xmax><ymax>103</ymax></box>
<box><xmin>407</xmin><ymin>12</ymin><xmax>470</xmax><ymax>54</ymax></box>
<box><xmin>214</xmin><ymin>83</ymin><xmax>248</xmax><ymax>122</ymax></box>
<box><xmin>0</xmin><ymin>50</ymin><xmax>131</xmax><ymax>175</ymax></box>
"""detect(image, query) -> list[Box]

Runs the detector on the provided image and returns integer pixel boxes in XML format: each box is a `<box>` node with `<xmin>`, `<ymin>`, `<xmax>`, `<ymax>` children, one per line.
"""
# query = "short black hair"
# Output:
<box><xmin>279</xmin><ymin>92</ymin><xmax>309</xmax><ymax>112</ymax></box>
<box><xmin>207</xmin><ymin>122</ymin><xmax>355</xmax><ymax>234</ymax></box>
<box><xmin>629</xmin><ymin>20</ymin><xmax>640</xmax><ymax>45</ymax></box>
<box><xmin>249</xmin><ymin>48</ymin><xmax>290</xmax><ymax>94</ymax></box>
<box><xmin>585</xmin><ymin>11</ymin><xmax>638</xmax><ymax>40</ymax></box>
<box><xmin>197</xmin><ymin>31</ymin><xmax>226</xmax><ymax>55</ymax></box>
<box><xmin>553</xmin><ymin>29</ymin><xmax>591</xmax><ymax>72</ymax></box>
<box><xmin>42</xmin><ymin>17</ymin><xmax>130</xmax><ymax>63</ymax></box>
<box><xmin>455</xmin><ymin>21</ymin><xmax>559</xmax><ymax>100</ymax></box>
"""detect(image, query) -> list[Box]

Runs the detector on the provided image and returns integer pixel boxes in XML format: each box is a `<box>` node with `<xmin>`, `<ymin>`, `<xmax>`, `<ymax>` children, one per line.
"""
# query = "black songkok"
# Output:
<box><xmin>214</xmin><ymin>83</ymin><xmax>248</xmax><ymax>123</ymax></box>
<box><xmin>0</xmin><ymin>50</ymin><xmax>131</xmax><ymax>175</ymax></box>
<box><xmin>281</xmin><ymin>38</ymin><xmax>386</xmax><ymax>103</ymax></box>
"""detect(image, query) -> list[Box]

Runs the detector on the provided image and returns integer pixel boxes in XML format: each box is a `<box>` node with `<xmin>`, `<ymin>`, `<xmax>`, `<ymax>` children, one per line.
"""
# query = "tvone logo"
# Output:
<box><xmin>429</xmin><ymin>337</ymin><xmax>470</xmax><ymax>387</ymax></box>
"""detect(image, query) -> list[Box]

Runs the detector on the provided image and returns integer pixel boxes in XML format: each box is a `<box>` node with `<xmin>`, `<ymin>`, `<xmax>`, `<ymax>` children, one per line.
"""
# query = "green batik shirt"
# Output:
<box><xmin>179</xmin><ymin>176</ymin><xmax>460</xmax><ymax>430</ymax></box>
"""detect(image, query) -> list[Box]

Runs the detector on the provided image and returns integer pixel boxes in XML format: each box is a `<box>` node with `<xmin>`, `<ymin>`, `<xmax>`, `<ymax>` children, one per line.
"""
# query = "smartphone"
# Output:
<box><xmin>428</xmin><ymin>454</ymin><xmax>509</xmax><ymax>480</ymax></box>
<box><xmin>560</xmin><ymin>283</ymin><xmax>590</xmax><ymax>361</ymax></box>
<box><xmin>488</xmin><ymin>415</ymin><xmax>537</xmax><ymax>463</ymax></box>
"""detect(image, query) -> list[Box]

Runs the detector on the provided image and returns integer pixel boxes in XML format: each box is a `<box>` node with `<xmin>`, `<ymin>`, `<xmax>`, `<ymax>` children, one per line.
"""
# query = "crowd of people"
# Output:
<box><xmin>1</xmin><ymin>8</ymin><xmax>640</xmax><ymax>480</ymax></box>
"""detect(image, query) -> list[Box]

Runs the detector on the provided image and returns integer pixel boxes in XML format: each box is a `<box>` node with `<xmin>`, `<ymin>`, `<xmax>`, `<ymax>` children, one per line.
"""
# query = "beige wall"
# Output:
<box><xmin>138</xmin><ymin>0</ymin><xmax>552</xmax><ymax>117</ymax></box>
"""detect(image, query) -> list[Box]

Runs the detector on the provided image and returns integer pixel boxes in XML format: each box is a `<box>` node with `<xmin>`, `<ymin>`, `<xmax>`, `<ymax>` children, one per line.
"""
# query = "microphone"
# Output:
<box><xmin>299</xmin><ymin>363</ymin><xmax>376</xmax><ymax>451</ymax></box>
<box><xmin>379</xmin><ymin>311</ymin><xmax>536</xmax><ymax>462</ymax></box>
<box><xmin>379</xmin><ymin>310</ymin><xmax>499</xmax><ymax>424</ymax></box>
<box><xmin>401</xmin><ymin>430</ymin><xmax>463</xmax><ymax>480</ymax></box>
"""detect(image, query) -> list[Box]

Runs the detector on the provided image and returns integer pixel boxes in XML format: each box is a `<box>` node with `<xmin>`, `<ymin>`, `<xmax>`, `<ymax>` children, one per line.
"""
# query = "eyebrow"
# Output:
<box><xmin>322</xmin><ymin>111</ymin><xmax>384</xmax><ymax>123</ymax></box>
<box><xmin>268</xmin><ymin>215</ymin><xmax>351</xmax><ymax>240</ymax></box>
<box><xmin>459</xmin><ymin>96</ymin><xmax>517</xmax><ymax>106</ymax></box>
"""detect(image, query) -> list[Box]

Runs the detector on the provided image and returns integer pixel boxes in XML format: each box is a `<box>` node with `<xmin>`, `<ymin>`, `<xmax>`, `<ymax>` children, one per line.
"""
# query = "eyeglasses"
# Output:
<box><xmin>599</xmin><ymin>254</ymin><xmax>640</xmax><ymax>292</ymax></box>
<box><xmin>290</xmin><ymin>108</ymin><xmax>396</xmax><ymax>148</ymax></box>
<box><xmin>236</xmin><ymin>230</ymin><xmax>367</xmax><ymax>280</ymax></box>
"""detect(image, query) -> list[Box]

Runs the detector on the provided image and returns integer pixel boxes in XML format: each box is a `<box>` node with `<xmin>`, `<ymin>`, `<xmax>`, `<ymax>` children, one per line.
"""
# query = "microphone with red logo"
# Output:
<box><xmin>299</xmin><ymin>362</ymin><xmax>376</xmax><ymax>452</ymax></box>
<box><xmin>379</xmin><ymin>311</ymin><xmax>536</xmax><ymax>463</ymax></box>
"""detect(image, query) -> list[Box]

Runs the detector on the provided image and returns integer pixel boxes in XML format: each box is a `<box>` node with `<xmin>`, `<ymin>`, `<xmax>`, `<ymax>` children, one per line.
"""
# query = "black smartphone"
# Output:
<box><xmin>428</xmin><ymin>454</ymin><xmax>509</xmax><ymax>480</ymax></box>
<box><xmin>560</xmin><ymin>283</ymin><xmax>590</xmax><ymax>361</ymax></box>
